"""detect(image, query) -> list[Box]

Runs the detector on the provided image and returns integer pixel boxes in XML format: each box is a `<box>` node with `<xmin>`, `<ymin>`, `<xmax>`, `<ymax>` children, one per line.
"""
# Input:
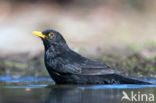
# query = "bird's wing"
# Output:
<box><xmin>77</xmin><ymin>58</ymin><xmax>121</xmax><ymax>75</ymax></box>
<box><xmin>54</xmin><ymin>64</ymin><xmax>81</xmax><ymax>74</ymax></box>
<box><xmin>61</xmin><ymin>50</ymin><xmax>121</xmax><ymax>75</ymax></box>
<box><xmin>60</xmin><ymin>64</ymin><xmax>81</xmax><ymax>74</ymax></box>
<box><xmin>82</xmin><ymin>59</ymin><xmax>111</xmax><ymax>69</ymax></box>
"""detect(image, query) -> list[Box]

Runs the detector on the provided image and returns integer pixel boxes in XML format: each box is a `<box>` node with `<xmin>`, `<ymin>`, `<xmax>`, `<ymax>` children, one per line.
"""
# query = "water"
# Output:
<box><xmin>0</xmin><ymin>76</ymin><xmax>156</xmax><ymax>103</ymax></box>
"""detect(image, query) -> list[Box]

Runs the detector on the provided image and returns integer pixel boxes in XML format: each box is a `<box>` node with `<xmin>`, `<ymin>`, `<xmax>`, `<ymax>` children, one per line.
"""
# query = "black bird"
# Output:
<box><xmin>32</xmin><ymin>29</ymin><xmax>151</xmax><ymax>84</ymax></box>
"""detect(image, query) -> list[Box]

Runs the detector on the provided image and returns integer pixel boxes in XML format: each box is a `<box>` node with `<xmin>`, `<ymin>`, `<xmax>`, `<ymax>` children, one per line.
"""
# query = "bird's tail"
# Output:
<box><xmin>111</xmin><ymin>74</ymin><xmax>152</xmax><ymax>84</ymax></box>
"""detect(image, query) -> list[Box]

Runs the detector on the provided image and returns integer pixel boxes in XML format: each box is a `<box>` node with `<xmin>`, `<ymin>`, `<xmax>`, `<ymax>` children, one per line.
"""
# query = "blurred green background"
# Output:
<box><xmin>0</xmin><ymin>0</ymin><xmax>155</xmax><ymax>77</ymax></box>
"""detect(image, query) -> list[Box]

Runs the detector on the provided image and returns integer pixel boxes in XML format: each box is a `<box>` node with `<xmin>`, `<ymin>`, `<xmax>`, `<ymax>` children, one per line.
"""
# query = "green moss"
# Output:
<box><xmin>129</xmin><ymin>44</ymin><xmax>143</xmax><ymax>53</ymax></box>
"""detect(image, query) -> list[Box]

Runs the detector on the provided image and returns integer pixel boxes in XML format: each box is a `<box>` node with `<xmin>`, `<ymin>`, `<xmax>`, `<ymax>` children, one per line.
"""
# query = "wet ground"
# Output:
<box><xmin>0</xmin><ymin>76</ymin><xmax>156</xmax><ymax>103</ymax></box>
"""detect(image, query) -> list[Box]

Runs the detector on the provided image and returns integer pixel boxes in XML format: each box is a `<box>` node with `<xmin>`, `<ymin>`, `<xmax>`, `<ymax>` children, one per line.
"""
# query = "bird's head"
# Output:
<box><xmin>32</xmin><ymin>29</ymin><xmax>68</xmax><ymax>50</ymax></box>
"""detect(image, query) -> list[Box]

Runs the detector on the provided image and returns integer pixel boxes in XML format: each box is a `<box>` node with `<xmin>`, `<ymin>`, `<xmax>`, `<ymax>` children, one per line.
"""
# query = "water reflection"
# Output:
<box><xmin>0</xmin><ymin>85</ymin><xmax>156</xmax><ymax>103</ymax></box>
<box><xmin>45</xmin><ymin>86</ymin><xmax>121</xmax><ymax>103</ymax></box>
<box><xmin>45</xmin><ymin>85</ymin><xmax>156</xmax><ymax>103</ymax></box>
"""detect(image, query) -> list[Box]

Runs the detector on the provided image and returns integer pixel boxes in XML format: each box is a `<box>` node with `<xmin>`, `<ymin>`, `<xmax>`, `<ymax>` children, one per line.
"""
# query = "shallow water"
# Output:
<box><xmin>0</xmin><ymin>76</ymin><xmax>156</xmax><ymax>103</ymax></box>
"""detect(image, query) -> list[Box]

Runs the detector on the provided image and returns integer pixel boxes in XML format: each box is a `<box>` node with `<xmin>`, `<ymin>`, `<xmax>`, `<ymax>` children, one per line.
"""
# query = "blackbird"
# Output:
<box><xmin>32</xmin><ymin>29</ymin><xmax>151</xmax><ymax>84</ymax></box>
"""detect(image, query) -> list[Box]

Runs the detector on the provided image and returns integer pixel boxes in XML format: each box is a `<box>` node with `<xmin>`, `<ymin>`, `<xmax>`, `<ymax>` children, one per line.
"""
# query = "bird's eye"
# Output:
<box><xmin>48</xmin><ymin>32</ymin><xmax>54</xmax><ymax>39</ymax></box>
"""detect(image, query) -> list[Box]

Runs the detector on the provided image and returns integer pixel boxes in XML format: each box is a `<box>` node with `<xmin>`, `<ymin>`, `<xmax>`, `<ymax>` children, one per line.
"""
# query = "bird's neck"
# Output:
<box><xmin>45</xmin><ymin>43</ymin><xmax>69</xmax><ymax>59</ymax></box>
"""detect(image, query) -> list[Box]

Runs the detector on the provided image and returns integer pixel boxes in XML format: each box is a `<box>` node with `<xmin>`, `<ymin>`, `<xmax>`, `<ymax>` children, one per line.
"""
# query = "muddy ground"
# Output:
<box><xmin>0</xmin><ymin>45</ymin><xmax>155</xmax><ymax>78</ymax></box>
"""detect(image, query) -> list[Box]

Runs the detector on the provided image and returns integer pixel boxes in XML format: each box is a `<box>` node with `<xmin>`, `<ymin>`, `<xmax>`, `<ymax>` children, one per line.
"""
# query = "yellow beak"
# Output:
<box><xmin>32</xmin><ymin>31</ymin><xmax>46</xmax><ymax>38</ymax></box>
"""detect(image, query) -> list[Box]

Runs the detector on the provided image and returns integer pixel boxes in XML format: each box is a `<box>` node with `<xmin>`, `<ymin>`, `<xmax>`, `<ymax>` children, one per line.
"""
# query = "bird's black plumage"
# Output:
<box><xmin>33</xmin><ymin>29</ymin><xmax>151</xmax><ymax>84</ymax></box>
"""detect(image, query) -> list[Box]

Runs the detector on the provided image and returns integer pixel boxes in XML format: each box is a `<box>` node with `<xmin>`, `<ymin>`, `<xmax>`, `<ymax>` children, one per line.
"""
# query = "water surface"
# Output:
<box><xmin>0</xmin><ymin>76</ymin><xmax>156</xmax><ymax>103</ymax></box>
